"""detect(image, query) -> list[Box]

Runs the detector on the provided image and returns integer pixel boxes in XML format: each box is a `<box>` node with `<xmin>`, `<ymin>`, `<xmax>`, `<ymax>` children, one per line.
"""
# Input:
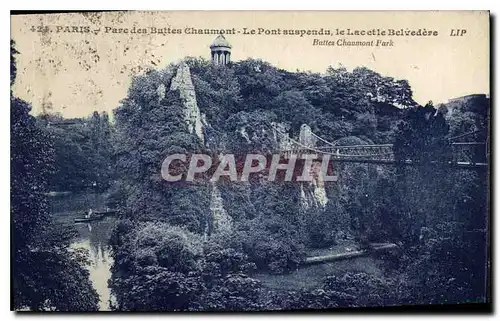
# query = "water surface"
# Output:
<box><xmin>50</xmin><ymin>192</ymin><xmax>116</xmax><ymax>311</ymax></box>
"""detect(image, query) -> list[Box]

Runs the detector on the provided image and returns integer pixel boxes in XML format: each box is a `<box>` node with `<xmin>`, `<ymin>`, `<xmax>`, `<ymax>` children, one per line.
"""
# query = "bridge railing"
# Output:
<box><xmin>451</xmin><ymin>142</ymin><xmax>488</xmax><ymax>165</ymax></box>
<box><xmin>279</xmin><ymin>144</ymin><xmax>394</xmax><ymax>162</ymax></box>
<box><xmin>280</xmin><ymin>142</ymin><xmax>488</xmax><ymax>167</ymax></box>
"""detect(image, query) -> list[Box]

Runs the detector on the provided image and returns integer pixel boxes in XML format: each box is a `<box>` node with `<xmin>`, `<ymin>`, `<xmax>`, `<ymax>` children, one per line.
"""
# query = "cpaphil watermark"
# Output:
<box><xmin>161</xmin><ymin>153</ymin><xmax>337</xmax><ymax>183</ymax></box>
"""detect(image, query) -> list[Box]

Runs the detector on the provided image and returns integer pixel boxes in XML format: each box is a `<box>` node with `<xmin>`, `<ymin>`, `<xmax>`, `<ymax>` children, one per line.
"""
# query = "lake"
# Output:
<box><xmin>48</xmin><ymin>192</ymin><xmax>389</xmax><ymax>310</ymax></box>
<box><xmin>50</xmin><ymin>192</ymin><xmax>116</xmax><ymax>311</ymax></box>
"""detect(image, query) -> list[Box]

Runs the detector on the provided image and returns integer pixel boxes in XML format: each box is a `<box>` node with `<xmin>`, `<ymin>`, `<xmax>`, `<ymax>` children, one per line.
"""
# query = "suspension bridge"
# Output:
<box><xmin>271</xmin><ymin>123</ymin><xmax>488</xmax><ymax>169</ymax></box>
<box><xmin>48</xmin><ymin>119</ymin><xmax>488</xmax><ymax>169</ymax></box>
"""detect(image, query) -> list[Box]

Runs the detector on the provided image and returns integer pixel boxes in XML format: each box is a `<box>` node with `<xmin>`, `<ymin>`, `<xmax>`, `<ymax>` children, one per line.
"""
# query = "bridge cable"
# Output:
<box><xmin>269</xmin><ymin>122</ymin><xmax>393</xmax><ymax>158</ymax></box>
<box><xmin>447</xmin><ymin>129</ymin><xmax>482</xmax><ymax>142</ymax></box>
<box><xmin>309</xmin><ymin>131</ymin><xmax>337</xmax><ymax>147</ymax></box>
<box><xmin>274</xmin><ymin>129</ymin><xmax>393</xmax><ymax>158</ymax></box>
<box><xmin>265</xmin><ymin>121</ymin><xmax>484</xmax><ymax>164</ymax></box>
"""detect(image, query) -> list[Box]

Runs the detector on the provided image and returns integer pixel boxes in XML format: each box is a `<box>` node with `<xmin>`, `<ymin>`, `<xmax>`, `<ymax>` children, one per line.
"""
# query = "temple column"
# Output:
<box><xmin>210</xmin><ymin>35</ymin><xmax>232</xmax><ymax>66</ymax></box>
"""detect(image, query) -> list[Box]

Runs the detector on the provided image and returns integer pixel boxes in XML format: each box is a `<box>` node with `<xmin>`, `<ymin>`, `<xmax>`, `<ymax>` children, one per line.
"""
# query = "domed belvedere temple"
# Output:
<box><xmin>210</xmin><ymin>34</ymin><xmax>231</xmax><ymax>65</ymax></box>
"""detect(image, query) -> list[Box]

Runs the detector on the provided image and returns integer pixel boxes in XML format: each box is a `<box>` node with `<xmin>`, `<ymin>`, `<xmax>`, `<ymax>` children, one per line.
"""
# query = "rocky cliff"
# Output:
<box><xmin>209</xmin><ymin>182</ymin><xmax>233</xmax><ymax>234</ymax></box>
<box><xmin>171</xmin><ymin>62</ymin><xmax>234</xmax><ymax>235</ymax></box>
<box><xmin>170</xmin><ymin>62</ymin><xmax>205</xmax><ymax>143</ymax></box>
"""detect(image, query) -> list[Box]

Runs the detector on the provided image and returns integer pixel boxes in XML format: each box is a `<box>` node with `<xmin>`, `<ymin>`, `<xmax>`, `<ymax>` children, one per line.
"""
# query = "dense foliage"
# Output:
<box><xmin>36</xmin><ymin>111</ymin><xmax>114</xmax><ymax>192</ymax></box>
<box><xmin>13</xmin><ymin>50</ymin><xmax>488</xmax><ymax>310</ymax></box>
<box><xmin>11</xmin><ymin>42</ymin><xmax>99</xmax><ymax>311</ymax></box>
<box><xmin>105</xmin><ymin>58</ymin><xmax>488</xmax><ymax>311</ymax></box>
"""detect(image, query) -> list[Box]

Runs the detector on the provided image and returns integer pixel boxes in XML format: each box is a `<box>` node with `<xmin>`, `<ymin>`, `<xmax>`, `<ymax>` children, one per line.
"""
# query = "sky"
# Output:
<box><xmin>11</xmin><ymin>11</ymin><xmax>489</xmax><ymax>118</ymax></box>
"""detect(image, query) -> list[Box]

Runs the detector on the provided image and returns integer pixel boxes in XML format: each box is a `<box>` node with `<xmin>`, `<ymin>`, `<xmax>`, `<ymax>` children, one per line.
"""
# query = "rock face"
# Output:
<box><xmin>312</xmin><ymin>174</ymin><xmax>328</xmax><ymax>207</ymax></box>
<box><xmin>298</xmin><ymin>124</ymin><xmax>328</xmax><ymax>208</ymax></box>
<box><xmin>271</xmin><ymin>122</ymin><xmax>292</xmax><ymax>150</ymax></box>
<box><xmin>157</xmin><ymin>83</ymin><xmax>166</xmax><ymax>101</ymax></box>
<box><xmin>299</xmin><ymin>124</ymin><xmax>317</xmax><ymax>147</ymax></box>
<box><xmin>209</xmin><ymin>183</ymin><xmax>233</xmax><ymax>234</ymax></box>
<box><xmin>239</xmin><ymin>126</ymin><xmax>251</xmax><ymax>143</ymax></box>
<box><xmin>271</xmin><ymin>122</ymin><xmax>329</xmax><ymax>209</ymax></box>
<box><xmin>170</xmin><ymin>62</ymin><xmax>205</xmax><ymax>143</ymax></box>
<box><xmin>170</xmin><ymin>62</ymin><xmax>232</xmax><ymax>236</ymax></box>
<box><xmin>300</xmin><ymin>184</ymin><xmax>313</xmax><ymax>209</ymax></box>
<box><xmin>300</xmin><ymin>168</ymin><xmax>329</xmax><ymax>209</ymax></box>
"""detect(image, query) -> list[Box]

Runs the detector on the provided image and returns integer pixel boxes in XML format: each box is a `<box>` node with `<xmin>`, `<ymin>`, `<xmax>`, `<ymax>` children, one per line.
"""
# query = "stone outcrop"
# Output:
<box><xmin>300</xmin><ymin>174</ymin><xmax>328</xmax><ymax>210</ymax></box>
<box><xmin>169</xmin><ymin>61</ymin><xmax>234</xmax><ymax>236</ymax></box>
<box><xmin>312</xmin><ymin>175</ymin><xmax>328</xmax><ymax>207</ymax></box>
<box><xmin>271</xmin><ymin>122</ymin><xmax>292</xmax><ymax>150</ymax></box>
<box><xmin>298</xmin><ymin>124</ymin><xmax>328</xmax><ymax>209</ymax></box>
<box><xmin>170</xmin><ymin>62</ymin><xmax>205</xmax><ymax>143</ymax></box>
<box><xmin>209</xmin><ymin>182</ymin><xmax>233</xmax><ymax>234</ymax></box>
<box><xmin>299</xmin><ymin>124</ymin><xmax>317</xmax><ymax>147</ymax></box>
<box><xmin>239</xmin><ymin>127</ymin><xmax>251</xmax><ymax>143</ymax></box>
<box><xmin>157</xmin><ymin>83</ymin><xmax>166</xmax><ymax>101</ymax></box>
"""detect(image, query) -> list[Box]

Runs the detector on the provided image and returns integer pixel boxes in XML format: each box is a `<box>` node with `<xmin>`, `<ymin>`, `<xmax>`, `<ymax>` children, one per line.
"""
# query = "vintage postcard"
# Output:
<box><xmin>10</xmin><ymin>11</ymin><xmax>490</xmax><ymax>312</ymax></box>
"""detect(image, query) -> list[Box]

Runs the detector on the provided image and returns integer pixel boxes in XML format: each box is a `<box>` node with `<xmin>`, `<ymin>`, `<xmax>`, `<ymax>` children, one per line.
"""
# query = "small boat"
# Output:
<box><xmin>74</xmin><ymin>214</ymin><xmax>104</xmax><ymax>223</ymax></box>
<box><xmin>94</xmin><ymin>210</ymin><xmax>117</xmax><ymax>216</ymax></box>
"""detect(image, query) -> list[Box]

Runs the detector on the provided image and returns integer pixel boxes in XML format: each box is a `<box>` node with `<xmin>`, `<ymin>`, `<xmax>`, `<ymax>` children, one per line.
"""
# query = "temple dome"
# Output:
<box><xmin>210</xmin><ymin>35</ymin><xmax>232</xmax><ymax>49</ymax></box>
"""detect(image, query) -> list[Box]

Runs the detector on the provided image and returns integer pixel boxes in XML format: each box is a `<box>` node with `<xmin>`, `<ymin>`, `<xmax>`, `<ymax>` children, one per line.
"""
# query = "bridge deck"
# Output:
<box><xmin>279</xmin><ymin>142</ymin><xmax>488</xmax><ymax>168</ymax></box>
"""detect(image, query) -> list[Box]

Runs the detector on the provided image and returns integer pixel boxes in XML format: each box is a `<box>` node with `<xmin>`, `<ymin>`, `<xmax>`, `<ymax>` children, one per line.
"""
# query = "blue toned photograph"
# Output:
<box><xmin>10</xmin><ymin>11</ymin><xmax>490</xmax><ymax>312</ymax></box>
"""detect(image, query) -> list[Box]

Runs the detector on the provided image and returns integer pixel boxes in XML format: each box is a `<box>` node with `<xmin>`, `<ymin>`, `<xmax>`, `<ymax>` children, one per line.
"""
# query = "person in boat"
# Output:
<box><xmin>85</xmin><ymin>208</ymin><xmax>93</xmax><ymax>219</ymax></box>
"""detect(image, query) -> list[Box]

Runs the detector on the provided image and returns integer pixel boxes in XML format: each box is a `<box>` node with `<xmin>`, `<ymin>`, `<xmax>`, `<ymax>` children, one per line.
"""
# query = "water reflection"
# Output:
<box><xmin>51</xmin><ymin>193</ymin><xmax>116</xmax><ymax>311</ymax></box>
<box><xmin>72</xmin><ymin>218</ymin><xmax>116</xmax><ymax>311</ymax></box>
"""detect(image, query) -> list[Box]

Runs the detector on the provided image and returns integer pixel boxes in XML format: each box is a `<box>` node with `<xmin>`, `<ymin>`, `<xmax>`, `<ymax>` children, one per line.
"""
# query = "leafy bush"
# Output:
<box><xmin>236</xmin><ymin>218</ymin><xmax>305</xmax><ymax>274</ymax></box>
<box><xmin>198</xmin><ymin>273</ymin><xmax>264</xmax><ymax>311</ymax></box>
<box><xmin>322</xmin><ymin>272</ymin><xmax>395</xmax><ymax>307</ymax></box>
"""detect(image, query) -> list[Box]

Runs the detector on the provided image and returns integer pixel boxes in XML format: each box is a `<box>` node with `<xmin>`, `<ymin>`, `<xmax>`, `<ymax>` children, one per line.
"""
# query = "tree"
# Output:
<box><xmin>270</xmin><ymin>90</ymin><xmax>318</xmax><ymax>134</ymax></box>
<box><xmin>224</xmin><ymin>110</ymin><xmax>278</xmax><ymax>154</ymax></box>
<box><xmin>11</xmin><ymin>41</ymin><xmax>99</xmax><ymax>311</ymax></box>
<box><xmin>394</xmin><ymin>102</ymin><xmax>452</xmax><ymax>166</ymax></box>
<box><xmin>108</xmin><ymin>56</ymin><xmax>488</xmax><ymax>310</ymax></box>
<box><xmin>188</xmin><ymin>57</ymin><xmax>242</xmax><ymax>130</ymax></box>
<box><xmin>233</xmin><ymin>59</ymin><xmax>288</xmax><ymax>112</ymax></box>
<box><xmin>392</xmin><ymin>101</ymin><xmax>488</xmax><ymax>305</ymax></box>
